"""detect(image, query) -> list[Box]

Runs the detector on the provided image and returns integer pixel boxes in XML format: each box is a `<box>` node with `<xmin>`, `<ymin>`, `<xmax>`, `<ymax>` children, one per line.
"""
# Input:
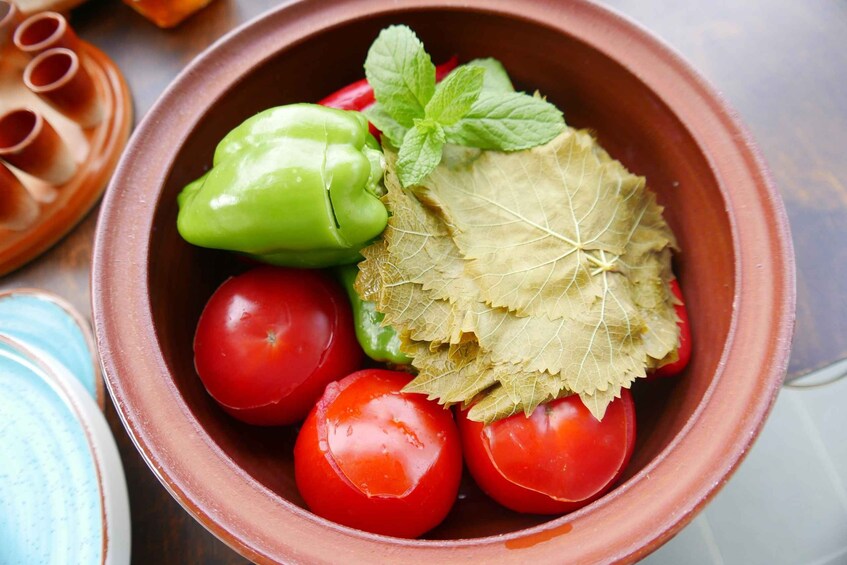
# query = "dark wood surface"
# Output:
<box><xmin>1</xmin><ymin>0</ymin><xmax>844</xmax><ymax>562</ymax></box>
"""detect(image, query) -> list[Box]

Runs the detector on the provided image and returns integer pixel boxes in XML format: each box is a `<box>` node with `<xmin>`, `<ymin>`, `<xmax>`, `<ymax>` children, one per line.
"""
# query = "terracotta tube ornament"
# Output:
<box><xmin>0</xmin><ymin>162</ymin><xmax>38</xmax><ymax>231</ymax></box>
<box><xmin>13</xmin><ymin>11</ymin><xmax>78</xmax><ymax>56</ymax></box>
<box><xmin>0</xmin><ymin>1</ymin><xmax>24</xmax><ymax>47</ymax></box>
<box><xmin>25</xmin><ymin>48</ymin><xmax>103</xmax><ymax>128</ymax></box>
<box><xmin>0</xmin><ymin>108</ymin><xmax>76</xmax><ymax>185</ymax></box>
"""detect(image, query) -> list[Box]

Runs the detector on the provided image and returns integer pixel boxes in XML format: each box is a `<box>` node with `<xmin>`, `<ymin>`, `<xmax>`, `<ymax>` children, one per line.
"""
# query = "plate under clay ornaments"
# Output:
<box><xmin>1</xmin><ymin>3</ymin><xmax>132</xmax><ymax>275</ymax></box>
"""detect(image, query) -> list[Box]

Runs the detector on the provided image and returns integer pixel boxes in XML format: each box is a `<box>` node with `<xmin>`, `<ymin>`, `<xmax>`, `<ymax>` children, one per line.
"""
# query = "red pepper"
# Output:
<box><xmin>318</xmin><ymin>78</ymin><xmax>376</xmax><ymax>112</ymax></box>
<box><xmin>435</xmin><ymin>56</ymin><xmax>460</xmax><ymax>81</ymax></box>
<box><xmin>319</xmin><ymin>56</ymin><xmax>459</xmax><ymax>112</ymax></box>
<box><xmin>651</xmin><ymin>278</ymin><xmax>692</xmax><ymax>378</ymax></box>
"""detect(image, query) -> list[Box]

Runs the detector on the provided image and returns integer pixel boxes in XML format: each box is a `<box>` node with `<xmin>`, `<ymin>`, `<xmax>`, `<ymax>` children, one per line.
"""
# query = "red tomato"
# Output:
<box><xmin>294</xmin><ymin>369</ymin><xmax>462</xmax><ymax>538</ymax></box>
<box><xmin>458</xmin><ymin>390</ymin><xmax>636</xmax><ymax>515</ymax></box>
<box><xmin>652</xmin><ymin>278</ymin><xmax>692</xmax><ymax>378</ymax></box>
<box><xmin>193</xmin><ymin>266</ymin><xmax>362</xmax><ymax>426</ymax></box>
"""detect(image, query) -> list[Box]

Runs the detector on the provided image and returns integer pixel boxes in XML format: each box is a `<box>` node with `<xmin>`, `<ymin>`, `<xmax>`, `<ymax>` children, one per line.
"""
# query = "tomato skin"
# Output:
<box><xmin>458</xmin><ymin>390</ymin><xmax>636</xmax><ymax>515</ymax></box>
<box><xmin>294</xmin><ymin>369</ymin><xmax>462</xmax><ymax>538</ymax></box>
<box><xmin>652</xmin><ymin>279</ymin><xmax>692</xmax><ymax>378</ymax></box>
<box><xmin>193</xmin><ymin>266</ymin><xmax>362</xmax><ymax>426</ymax></box>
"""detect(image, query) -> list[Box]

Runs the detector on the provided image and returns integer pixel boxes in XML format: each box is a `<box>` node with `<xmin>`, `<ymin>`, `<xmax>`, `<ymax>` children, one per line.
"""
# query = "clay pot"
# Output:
<box><xmin>92</xmin><ymin>1</ymin><xmax>795</xmax><ymax>563</ymax></box>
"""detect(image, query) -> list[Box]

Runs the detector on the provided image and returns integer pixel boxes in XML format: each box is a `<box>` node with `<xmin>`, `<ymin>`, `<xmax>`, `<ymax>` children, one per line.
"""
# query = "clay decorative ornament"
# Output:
<box><xmin>12</xmin><ymin>0</ymin><xmax>88</xmax><ymax>17</ymax></box>
<box><xmin>0</xmin><ymin>162</ymin><xmax>38</xmax><ymax>231</ymax></box>
<box><xmin>12</xmin><ymin>10</ymin><xmax>78</xmax><ymax>55</ymax></box>
<box><xmin>0</xmin><ymin>2</ymin><xmax>131</xmax><ymax>276</ymax></box>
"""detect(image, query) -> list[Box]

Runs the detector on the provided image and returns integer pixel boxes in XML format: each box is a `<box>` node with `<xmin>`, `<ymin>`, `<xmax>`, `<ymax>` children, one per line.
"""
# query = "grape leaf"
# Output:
<box><xmin>357</xmin><ymin>241</ymin><xmax>457</xmax><ymax>345</ymax></box>
<box><xmin>356</xmin><ymin>128</ymin><xmax>678</xmax><ymax>422</ymax></box>
<box><xmin>470</xmin><ymin>276</ymin><xmax>648</xmax><ymax>390</ymax></box>
<box><xmin>405</xmin><ymin>339</ymin><xmax>566</xmax><ymax>422</ymax></box>
<box><xmin>403</xmin><ymin>341</ymin><xmax>498</xmax><ymax>405</ymax></box>
<box><xmin>423</xmin><ymin>128</ymin><xmax>676</xmax><ymax>320</ymax></box>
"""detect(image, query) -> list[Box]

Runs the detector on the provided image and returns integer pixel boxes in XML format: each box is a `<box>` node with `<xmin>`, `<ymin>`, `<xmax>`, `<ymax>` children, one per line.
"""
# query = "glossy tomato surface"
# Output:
<box><xmin>193</xmin><ymin>266</ymin><xmax>362</xmax><ymax>426</ymax></box>
<box><xmin>294</xmin><ymin>369</ymin><xmax>462</xmax><ymax>538</ymax></box>
<box><xmin>652</xmin><ymin>278</ymin><xmax>692</xmax><ymax>378</ymax></box>
<box><xmin>458</xmin><ymin>390</ymin><xmax>636</xmax><ymax>515</ymax></box>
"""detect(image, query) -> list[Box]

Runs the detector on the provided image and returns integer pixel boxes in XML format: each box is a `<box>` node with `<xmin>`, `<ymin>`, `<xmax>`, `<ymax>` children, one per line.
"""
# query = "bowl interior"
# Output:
<box><xmin>147</xmin><ymin>8</ymin><xmax>734</xmax><ymax>540</ymax></box>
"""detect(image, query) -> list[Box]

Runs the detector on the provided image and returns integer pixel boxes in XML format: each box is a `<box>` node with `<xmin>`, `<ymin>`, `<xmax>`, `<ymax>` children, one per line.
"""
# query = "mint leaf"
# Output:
<box><xmin>362</xmin><ymin>26</ymin><xmax>563</xmax><ymax>183</ymax></box>
<box><xmin>396</xmin><ymin>121</ymin><xmax>445</xmax><ymax>187</ymax></box>
<box><xmin>364</xmin><ymin>103</ymin><xmax>408</xmax><ymax>147</ymax></box>
<box><xmin>425</xmin><ymin>66</ymin><xmax>485</xmax><ymax>126</ymax></box>
<box><xmin>465</xmin><ymin>58</ymin><xmax>514</xmax><ymax>93</ymax></box>
<box><xmin>444</xmin><ymin>92</ymin><xmax>564</xmax><ymax>151</ymax></box>
<box><xmin>365</xmin><ymin>25</ymin><xmax>435</xmax><ymax>127</ymax></box>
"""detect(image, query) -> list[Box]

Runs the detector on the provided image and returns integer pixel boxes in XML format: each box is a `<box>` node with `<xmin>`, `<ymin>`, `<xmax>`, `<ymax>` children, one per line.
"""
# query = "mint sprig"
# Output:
<box><xmin>424</xmin><ymin>65</ymin><xmax>485</xmax><ymax>125</ymax></box>
<box><xmin>364</xmin><ymin>25</ymin><xmax>435</xmax><ymax>126</ymax></box>
<box><xmin>364</xmin><ymin>25</ymin><xmax>565</xmax><ymax>187</ymax></box>
<box><xmin>397</xmin><ymin>120</ymin><xmax>446</xmax><ymax>188</ymax></box>
<box><xmin>444</xmin><ymin>92</ymin><xmax>565</xmax><ymax>151</ymax></box>
<box><xmin>465</xmin><ymin>57</ymin><xmax>515</xmax><ymax>94</ymax></box>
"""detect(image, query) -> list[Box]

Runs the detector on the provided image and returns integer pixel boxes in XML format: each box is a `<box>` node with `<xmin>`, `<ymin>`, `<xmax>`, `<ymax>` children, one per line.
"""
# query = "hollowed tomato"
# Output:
<box><xmin>458</xmin><ymin>389</ymin><xmax>636</xmax><ymax>514</ymax></box>
<box><xmin>294</xmin><ymin>369</ymin><xmax>462</xmax><ymax>538</ymax></box>
<box><xmin>193</xmin><ymin>266</ymin><xmax>362</xmax><ymax>426</ymax></box>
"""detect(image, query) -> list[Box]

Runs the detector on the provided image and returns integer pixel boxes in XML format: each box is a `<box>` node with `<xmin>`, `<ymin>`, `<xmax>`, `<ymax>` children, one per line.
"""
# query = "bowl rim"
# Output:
<box><xmin>92</xmin><ymin>0</ymin><xmax>795</xmax><ymax>563</ymax></box>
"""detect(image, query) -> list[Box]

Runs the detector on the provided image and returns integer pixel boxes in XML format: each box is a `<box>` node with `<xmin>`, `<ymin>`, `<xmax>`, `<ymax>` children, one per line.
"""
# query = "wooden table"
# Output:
<box><xmin>2</xmin><ymin>0</ymin><xmax>844</xmax><ymax>562</ymax></box>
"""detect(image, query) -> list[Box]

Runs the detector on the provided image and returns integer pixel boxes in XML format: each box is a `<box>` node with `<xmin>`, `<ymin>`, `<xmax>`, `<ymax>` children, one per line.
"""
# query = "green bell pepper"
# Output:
<box><xmin>176</xmin><ymin>103</ymin><xmax>388</xmax><ymax>268</ymax></box>
<box><xmin>337</xmin><ymin>264</ymin><xmax>411</xmax><ymax>365</ymax></box>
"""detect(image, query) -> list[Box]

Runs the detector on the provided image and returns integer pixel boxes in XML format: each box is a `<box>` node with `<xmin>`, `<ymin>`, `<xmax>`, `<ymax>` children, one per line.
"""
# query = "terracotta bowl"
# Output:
<box><xmin>92</xmin><ymin>0</ymin><xmax>795</xmax><ymax>562</ymax></box>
